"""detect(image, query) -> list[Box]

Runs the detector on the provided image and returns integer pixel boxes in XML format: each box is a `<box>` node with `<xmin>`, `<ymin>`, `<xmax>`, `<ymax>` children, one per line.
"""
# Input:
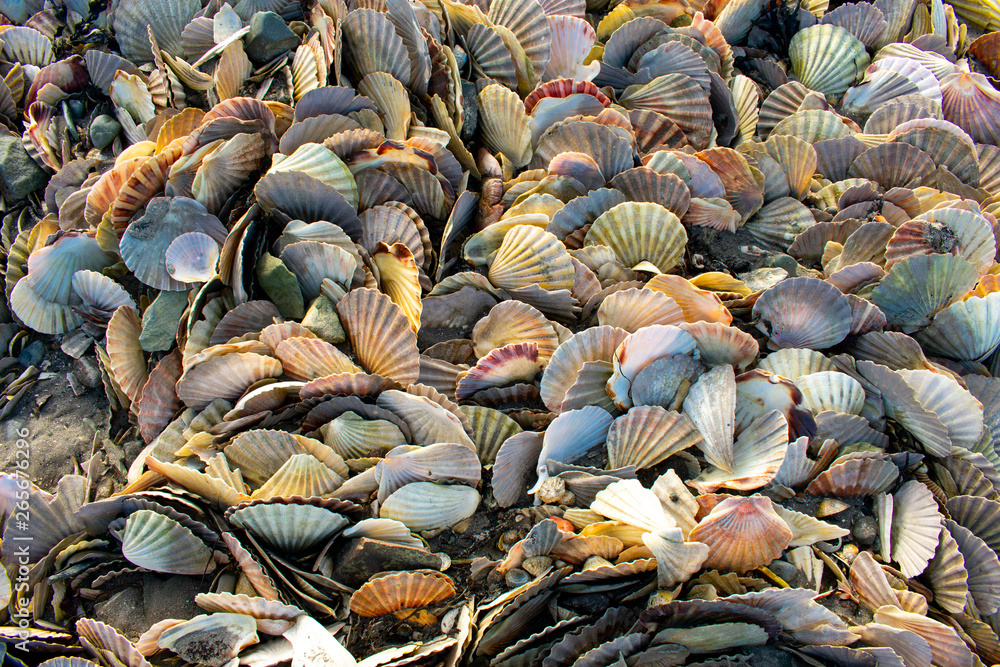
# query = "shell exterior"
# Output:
<box><xmin>120</xmin><ymin>510</ymin><xmax>214</xmax><ymax>575</ymax></box>
<box><xmin>379</xmin><ymin>482</ymin><xmax>481</xmax><ymax>532</ymax></box>
<box><xmin>789</xmin><ymin>24</ymin><xmax>870</xmax><ymax>96</ymax></box>
<box><xmin>794</xmin><ymin>371</ymin><xmax>866</xmax><ymax>415</ymax></box>
<box><xmin>375</xmin><ymin>443</ymin><xmax>481</xmax><ymax>502</ymax></box>
<box><xmin>606</xmin><ymin>406</ymin><xmax>702</xmax><ymax>470</ymax></box>
<box><xmin>349</xmin><ymin>571</ymin><xmax>456</xmax><ymax>617</ymax></box>
<box><xmin>688</xmin><ymin>495</ymin><xmax>793</xmax><ymax>573</ymax></box>
<box><xmin>805</xmin><ymin>453</ymin><xmax>900</xmax><ymax>497</ymax></box>
<box><xmin>227</xmin><ymin>500</ymin><xmax>350</xmax><ymax>552</ymax></box>
<box><xmin>752</xmin><ymin>277</ymin><xmax>852</xmax><ymax>350</ymax></box>
<box><xmin>337</xmin><ymin>287</ymin><xmax>420</xmax><ymax>386</ymax></box>
<box><xmin>584</xmin><ymin>201</ymin><xmax>688</xmax><ymax>273</ymax></box>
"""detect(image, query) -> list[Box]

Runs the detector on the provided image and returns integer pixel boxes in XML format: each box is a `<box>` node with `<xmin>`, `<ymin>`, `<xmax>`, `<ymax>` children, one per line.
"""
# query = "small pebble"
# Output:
<box><xmin>17</xmin><ymin>340</ymin><xmax>44</xmax><ymax>367</ymax></box>
<box><xmin>89</xmin><ymin>114</ymin><xmax>120</xmax><ymax>150</ymax></box>
<box><xmin>852</xmin><ymin>516</ymin><xmax>878</xmax><ymax>546</ymax></box>
<box><xmin>522</xmin><ymin>556</ymin><xmax>553</xmax><ymax>577</ymax></box>
<box><xmin>73</xmin><ymin>357</ymin><xmax>102</xmax><ymax>388</ymax></box>
<box><xmin>505</xmin><ymin>568</ymin><xmax>531</xmax><ymax>587</ymax></box>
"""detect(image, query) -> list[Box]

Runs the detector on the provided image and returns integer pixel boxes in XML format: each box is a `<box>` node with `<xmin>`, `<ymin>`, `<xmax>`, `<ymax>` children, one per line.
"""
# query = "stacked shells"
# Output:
<box><xmin>4</xmin><ymin>0</ymin><xmax>1000</xmax><ymax>665</ymax></box>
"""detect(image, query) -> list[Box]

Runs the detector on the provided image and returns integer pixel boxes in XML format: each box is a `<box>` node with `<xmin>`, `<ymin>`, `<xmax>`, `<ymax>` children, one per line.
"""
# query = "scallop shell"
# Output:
<box><xmin>270</xmin><ymin>143</ymin><xmax>358</xmax><ymax>210</ymax></box>
<box><xmin>946</xmin><ymin>495</ymin><xmax>1000</xmax><ymax>554</ymax></box>
<box><xmin>946</xmin><ymin>519</ymin><xmax>1000</xmax><ymax>616</ymax></box>
<box><xmin>794</xmin><ymin>371</ymin><xmax>865</xmax><ymax>415</ymax></box>
<box><xmin>941</xmin><ymin>72</ymin><xmax>1000</xmax><ymax>146</ymax></box>
<box><xmin>610</xmin><ymin>168</ymin><xmax>691</xmax><ymax>218</ymax></box>
<box><xmin>175</xmin><ymin>352</ymin><xmax>283</xmax><ymax>410</ymax></box>
<box><xmin>672</xmin><ymin>322</ymin><xmax>755</xmax><ymax>372</ymax></box>
<box><xmin>789</xmin><ymin>24</ymin><xmax>870</xmax><ymax>96</ymax></box>
<box><xmin>336</xmin><ymin>287</ymin><xmax>419</xmax><ymax>386</ymax></box>
<box><xmin>683</xmin><ymin>363</ymin><xmax>736</xmax><ymax>473</ymax></box>
<box><xmin>254</xmin><ymin>171</ymin><xmax>362</xmax><ymax>238</ymax></box>
<box><xmin>472</xmin><ymin>300</ymin><xmax>560</xmax><ymax>363</ymax></box>
<box><xmin>77</xmin><ymin>618</ymin><xmax>154</xmax><ymax>667</ymax></box>
<box><xmin>606</xmin><ymin>406</ymin><xmax>702</xmax><ymax>470</ymax></box>
<box><xmin>896</xmin><ymin>368</ymin><xmax>984</xmax><ymax>450</ymax></box>
<box><xmin>606</xmin><ymin>325</ymin><xmax>698</xmax><ymax>411</ymax></box>
<box><xmin>227</xmin><ymin>499</ymin><xmax>350</xmax><ymax>552</ymax></box>
<box><xmin>349</xmin><ymin>571</ymin><xmax>456</xmax><ymax>617</ymax></box>
<box><xmin>646</xmin><ymin>274</ymin><xmax>733</xmax><ymax>325</ymax></box>
<box><xmin>870</xmin><ymin>254</ymin><xmax>979</xmax><ymax>332</ymax></box>
<box><xmin>120</xmin><ymin>509</ymin><xmax>214</xmax><ymax>575</ymax></box>
<box><xmin>379</xmin><ymin>482</ymin><xmax>481</xmax><ymax>532</ymax></box>
<box><xmin>688</xmin><ymin>410</ymin><xmax>789</xmax><ymax>494</ymax></box>
<box><xmin>375</xmin><ymin>443</ymin><xmax>481</xmax><ymax>502</ymax></box>
<box><xmin>771</xmin><ymin>109</ymin><xmax>855</xmax><ymax>143</ymax></box>
<box><xmin>156</xmin><ymin>613</ymin><xmax>258</xmax><ymax>665</ymax></box>
<box><xmin>106</xmin><ymin>305</ymin><xmax>148</xmax><ymax>403</ymax></box>
<box><xmin>916</xmin><ymin>292</ymin><xmax>1000</xmax><ymax>361</ymax></box>
<box><xmin>455</xmin><ymin>342</ymin><xmax>544</xmax><ymax>400</ymax></box>
<box><xmin>251</xmin><ymin>453</ymin><xmax>345</xmax><ymax>501</ymax></box>
<box><xmin>164</xmin><ymin>232</ymin><xmax>220</xmax><ymax>284</ymax></box>
<box><xmin>194</xmin><ymin>593</ymin><xmax>303</xmax><ymax>635</ymax></box>
<box><xmin>888</xmin><ymin>480</ymin><xmax>943</xmax><ymax>578</ymax></box>
<box><xmin>591</xmin><ymin>479</ymin><xmax>675</xmax><ymax>534</ymax></box>
<box><xmin>805</xmin><ymin>453</ymin><xmax>899</xmax><ymax>497</ymax></box>
<box><xmin>848</xmin><ymin>141</ymin><xmax>936</xmax><ymax>189</ymax></box>
<box><xmin>757</xmin><ymin>348</ymin><xmax>835</xmax><ymax>379</ymax></box>
<box><xmin>642</xmin><ymin>528</ymin><xmax>710</xmax><ymax>589</ymax></box>
<box><xmin>873</xmin><ymin>606</ymin><xmax>975</xmax><ymax>667</ymax></box>
<box><xmin>688</xmin><ymin>495</ymin><xmax>792</xmax><ymax>573</ymax></box>
<box><xmin>584</xmin><ymin>202</ymin><xmax>688</xmax><ymax>274</ymax></box>
<box><xmin>540</xmin><ymin>325</ymin><xmax>630</xmax><ymax>412</ymax></box>
<box><xmin>618</xmin><ymin>74</ymin><xmax>713</xmax><ymax>148</ymax></box>
<box><xmin>752</xmin><ymin>277</ymin><xmax>851</xmax><ymax>351</ymax></box>
<box><xmin>764</xmin><ymin>134</ymin><xmax>817</xmax><ymax>200</ymax></box>
<box><xmin>695</xmin><ymin>147</ymin><xmax>765</xmax><ymax>222</ymax></box>
<box><xmin>487</xmin><ymin>225</ymin><xmax>575</xmax><ymax>292</ymax></box>
<box><xmin>532</xmin><ymin>120</ymin><xmax>634</xmax><ymax>183</ymax></box>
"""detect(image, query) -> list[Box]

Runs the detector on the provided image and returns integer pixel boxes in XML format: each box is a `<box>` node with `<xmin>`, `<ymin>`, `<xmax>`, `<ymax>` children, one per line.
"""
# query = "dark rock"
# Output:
<box><xmin>333</xmin><ymin>537</ymin><xmax>444</xmax><ymax>588</ymax></box>
<box><xmin>764</xmin><ymin>253</ymin><xmax>801</xmax><ymax>277</ymax></box>
<box><xmin>245</xmin><ymin>12</ymin><xmax>299</xmax><ymax>65</ymax></box>
<box><xmin>0</xmin><ymin>134</ymin><xmax>47</xmax><ymax>201</ymax></box>
<box><xmin>17</xmin><ymin>340</ymin><xmax>44</xmax><ymax>367</ymax></box>
<box><xmin>852</xmin><ymin>515</ymin><xmax>878</xmax><ymax>546</ymax></box>
<box><xmin>73</xmin><ymin>357</ymin><xmax>102</xmax><ymax>388</ymax></box>
<box><xmin>89</xmin><ymin>115</ymin><xmax>120</xmax><ymax>150</ymax></box>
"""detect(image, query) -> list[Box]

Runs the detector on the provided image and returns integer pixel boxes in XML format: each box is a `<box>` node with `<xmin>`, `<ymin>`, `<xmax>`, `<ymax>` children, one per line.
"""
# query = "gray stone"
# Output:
<box><xmin>72</xmin><ymin>357</ymin><xmax>102</xmax><ymax>388</ymax></box>
<box><xmin>245</xmin><ymin>11</ymin><xmax>299</xmax><ymax>65</ymax></box>
<box><xmin>302</xmin><ymin>295</ymin><xmax>346</xmax><ymax>344</ymax></box>
<box><xmin>0</xmin><ymin>134</ymin><xmax>47</xmax><ymax>201</ymax></box>
<box><xmin>256</xmin><ymin>252</ymin><xmax>304</xmax><ymax>319</ymax></box>
<box><xmin>764</xmin><ymin>252</ymin><xmax>801</xmax><ymax>277</ymax></box>
<box><xmin>140</xmin><ymin>290</ymin><xmax>189</xmax><ymax>352</ymax></box>
<box><xmin>89</xmin><ymin>115</ymin><xmax>120</xmax><ymax>150</ymax></box>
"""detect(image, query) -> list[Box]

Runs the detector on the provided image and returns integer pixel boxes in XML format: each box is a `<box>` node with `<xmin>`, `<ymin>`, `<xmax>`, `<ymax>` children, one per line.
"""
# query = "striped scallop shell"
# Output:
<box><xmin>540</xmin><ymin>325</ymin><xmax>630</xmax><ymax>412</ymax></box>
<box><xmin>752</xmin><ymin>277</ymin><xmax>852</xmax><ymax>350</ymax></box>
<box><xmin>375</xmin><ymin>443</ymin><xmax>481</xmax><ymax>503</ymax></box>
<box><xmin>120</xmin><ymin>510</ymin><xmax>215</xmax><ymax>575</ymax></box>
<box><xmin>794</xmin><ymin>371</ymin><xmax>865</xmax><ymax>415</ymax></box>
<box><xmin>349</xmin><ymin>571</ymin><xmax>455</xmax><ymax>617</ymax></box>
<box><xmin>688</xmin><ymin>495</ymin><xmax>792</xmax><ymax>573</ymax></box>
<box><xmin>379</xmin><ymin>482</ymin><xmax>481</xmax><ymax>532</ymax></box>
<box><xmin>757</xmin><ymin>348</ymin><xmax>835</xmax><ymax>379</ymax></box>
<box><xmin>606</xmin><ymin>406</ymin><xmax>702</xmax><ymax>470</ymax></box>
<box><xmin>337</xmin><ymin>288</ymin><xmax>420</xmax><ymax>386</ymax></box>
<box><xmin>175</xmin><ymin>352</ymin><xmax>283</xmax><ymax>410</ymax></box>
<box><xmin>916</xmin><ymin>292</ymin><xmax>1000</xmax><ymax>361</ymax></box>
<box><xmin>789</xmin><ymin>24</ymin><xmax>870</xmax><ymax>96</ymax></box>
<box><xmin>805</xmin><ymin>453</ymin><xmax>899</xmax><ymax>497</ymax></box>
<box><xmin>227</xmin><ymin>500</ymin><xmax>350</xmax><ymax>552</ymax></box>
<box><xmin>106</xmin><ymin>305</ymin><xmax>147</xmax><ymax>403</ymax></box>
<box><xmin>488</xmin><ymin>225</ymin><xmax>576</xmax><ymax>292</ymax></box>
<box><xmin>674</xmin><ymin>321</ymin><xmax>755</xmax><ymax>372</ymax></box>
<box><xmin>584</xmin><ymin>202</ymin><xmax>688</xmax><ymax>274</ymax></box>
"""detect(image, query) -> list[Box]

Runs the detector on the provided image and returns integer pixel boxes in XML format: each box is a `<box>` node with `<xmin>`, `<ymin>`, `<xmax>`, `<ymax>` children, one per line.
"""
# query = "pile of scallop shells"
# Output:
<box><xmin>5</xmin><ymin>0</ymin><xmax>1000</xmax><ymax>665</ymax></box>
